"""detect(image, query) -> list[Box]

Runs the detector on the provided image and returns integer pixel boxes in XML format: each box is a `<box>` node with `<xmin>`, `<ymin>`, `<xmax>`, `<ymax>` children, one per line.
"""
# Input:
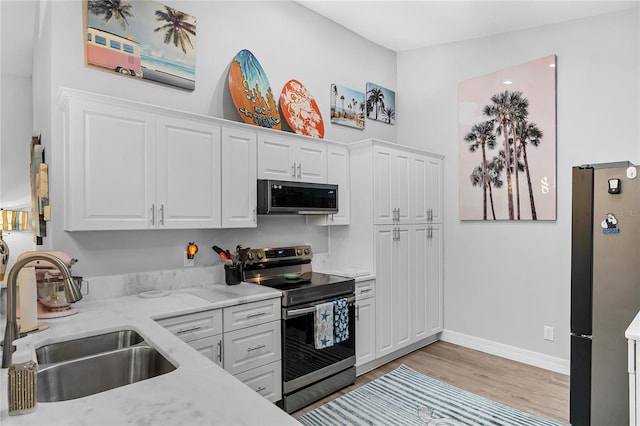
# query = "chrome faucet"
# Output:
<box><xmin>2</xmin><ymin>253</ymin><xmax>83</xmax><ymax>368</ymax></box>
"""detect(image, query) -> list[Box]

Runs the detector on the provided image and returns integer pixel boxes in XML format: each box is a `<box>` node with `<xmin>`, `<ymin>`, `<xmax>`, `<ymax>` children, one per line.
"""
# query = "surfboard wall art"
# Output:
<box><xmin>228</xmin><ymin>49</ymin><xmax>281</xmax><ymax>129</ymax></box>
<box><xmin>280</xmin><ymin>79</ymin><xmax>324</xmax><ymax>139</ymax></box>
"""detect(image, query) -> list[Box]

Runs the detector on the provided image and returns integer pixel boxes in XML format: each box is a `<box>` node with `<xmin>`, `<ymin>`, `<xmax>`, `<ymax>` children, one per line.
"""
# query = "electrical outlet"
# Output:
<box><xmin>543</xmin><ymin>326</ymin><xmax>554</xmax><ymax>341</ymax></box>
<box><xmin>184</xmin><ymin>251</ymin><xmax>194</xmax><ymax>267</ymax></box>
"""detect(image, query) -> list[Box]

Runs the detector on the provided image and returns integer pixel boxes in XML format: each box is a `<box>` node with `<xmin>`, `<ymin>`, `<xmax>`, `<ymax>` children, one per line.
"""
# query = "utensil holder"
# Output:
<box><xmin>224</xmin><ymin>265</ymin><xmax>241</xmax><ymax>285</ymax></box>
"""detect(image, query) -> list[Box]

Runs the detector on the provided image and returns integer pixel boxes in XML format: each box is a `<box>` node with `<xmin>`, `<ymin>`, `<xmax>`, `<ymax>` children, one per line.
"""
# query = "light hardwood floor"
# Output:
<box><xmin>293</xmin><ymin>341</ymin><xmax>569</xmax><ymax>423</ymax></box>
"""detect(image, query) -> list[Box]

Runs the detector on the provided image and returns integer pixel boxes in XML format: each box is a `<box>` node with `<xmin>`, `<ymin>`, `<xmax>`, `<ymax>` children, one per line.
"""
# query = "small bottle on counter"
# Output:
<box><xmin>8</xmin><ymin>336</ymin><xmax>38</xmax><ymax>415</ymax></box>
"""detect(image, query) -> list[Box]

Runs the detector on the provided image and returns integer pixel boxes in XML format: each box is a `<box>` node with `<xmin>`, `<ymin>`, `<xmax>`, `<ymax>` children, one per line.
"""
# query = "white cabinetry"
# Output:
<box><xmin>344</xmin><ymin>139</ymin><xmax>444</xmax><ymax>370</ymax></box>
<box><xmin>309</xmin><ymin>145</ymin><xmax>350</xmax><ymax>225</ymax></box>
<box><xmin>221</xmin><ymin>127</ymin><xmax>257</xmax><ymax>228</ymax></box>
<box><xmin>258</xmin><ymin>134</ymin><xmax>327</xmax><ymax>183</ymax></box>
<box><xmin>61</xmin><ymin>93</ymin><xmax>224</xmax><ymax>230</ymax></box>
<box><xmin>223</xmin><ymin>298</ymin><xmax>282</xmax><ymax>403</ymax></box>
<box><xmin>63</xmin><ymin>98</ymin><xmax>157</xmax><ymax>230</ymax></box>
<box><xmin>59</xmin><ymin>89</ymin><xmax>264</xmax><ymax>231</ymax></box>
<box><xmin>157</xmin><ymin>309</ymin><xmax>223</xmax><ymax>367</ymax></box>
<box><xmin>156</xmin><ymin>116</ymin><xmax>222</xmax><ymax>229</ymax></box>
<box><xmin>355</xmin><ymin>279</ymin><xmax>376</xmax><ymax>367</ymax></box>
<box><xmin>157</xmin><ymin>297</ymin><xmax>282</xmax><ymax>403</ymax></box>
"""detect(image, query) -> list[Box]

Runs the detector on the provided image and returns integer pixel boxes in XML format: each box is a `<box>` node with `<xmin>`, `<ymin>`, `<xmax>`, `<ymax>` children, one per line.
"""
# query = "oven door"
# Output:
<box><xmin>281</xmin><ymin>295</ymin><xmax>356</xmax><ymax>393</ymax></box>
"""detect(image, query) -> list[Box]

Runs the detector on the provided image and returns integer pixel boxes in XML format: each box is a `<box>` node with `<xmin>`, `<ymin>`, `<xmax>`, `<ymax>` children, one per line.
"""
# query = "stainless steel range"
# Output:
<box><xmin>243</xmin><ymin>245</ymin><xmax>356</xmax><ymax>413</ymax></box>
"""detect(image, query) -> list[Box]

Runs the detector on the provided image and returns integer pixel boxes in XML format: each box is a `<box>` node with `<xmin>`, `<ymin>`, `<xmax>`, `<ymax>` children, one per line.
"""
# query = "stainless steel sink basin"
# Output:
<box><xmin>36</xmin><ymin>330</ymin><xmax>144</xmax><ymax>364</ymax></box>
<box><xmin>38</xmin><ymin>346</ymin><xmax>176</xmax><ymax>402</ymax></box>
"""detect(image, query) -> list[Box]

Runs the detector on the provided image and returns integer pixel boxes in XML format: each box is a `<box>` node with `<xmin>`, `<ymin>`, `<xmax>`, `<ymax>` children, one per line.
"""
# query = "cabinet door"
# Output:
<box><xmin>412</xmin><ymin>225</ymin><xmax>429</xmax><ymax>341</ymax></box>
<box><xmin>373</xmin><ymin>147</ymin><xmax>394</xmax><ymax>225</ymax></box>
<box><xmin>221</xmin><ymin>127</ymin><xmax>257</xmax><ymax>228</ymax></box>
<box><xmin>393</xmin><ymin>151</ymin><xmax>411</xmax><ymax>224</ymax></box>
<box><xmin>426</xmin><ymin>224</ymin><xmax>443</xmax><ymax>334</ymax></box>
<box><xmin>356</xmin><ymin>296</ymin><xmax>376</xmax><ymax>367</ymax></box>
<box><xmin>311</xmin><ymin>145</ymin><xmax>349</xmax><ymax>225</ymax></box>
<box><xmin>374</xmin><ymin>227</ymin><xmax>393</xmax><ymax>357</ymax></box>
<box><xmin>189</xmin><ymin>334</ymin><xmax>223</xmax><ymax>367</ymax></box>
<box><xmin>393</xmin><ymin>226</ymin><xmax>412</xmax><ymax>349</ymax></box>
<box><xmin>65</xmin><ymin>99</ymin><xmax>156</xmax><ymax>230</ymax></box>
<box><xmin>411</xmin><ymin>155</ymin><xmax>429</xmax><ymax>223</ymax></box>
<box><xmin>295</xmin><ymin>141</ymin><xmax>327</xmax><ymax>183</ymax></box>
<box><xmin>156</xmin><ymin>116</ymin><xmax>221</xmax><ymax>228</ymax></box>
<box><xmin>427</xmin><ymin>157</ymin><xmax>443</xmax><ymax>224</ymax></box>
<box><xmin>258</xmin><ymin>134</ymin><xmax>295</xmax><ymax>180</ymax></box>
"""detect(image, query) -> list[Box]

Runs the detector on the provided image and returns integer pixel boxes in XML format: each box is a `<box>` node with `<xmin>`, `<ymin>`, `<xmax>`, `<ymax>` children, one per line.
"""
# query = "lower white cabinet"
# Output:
<box><xmin>374</xmin><ymin>223</ymin><xmax>443</xmax><ymax>358</ymax></box>
<box><xmin>188</xmin><ymin>334</ymin><xmax>223</xmax><ymax>367</ymax></box>
<box><xmin>223</xmin><ymin>299</ymin><xmax>282</xmax><ymax>403</ymax></box>
<box><xmin>355</xmin><ymin>279</ymin><xmax>376</xmax><ymax>367</ymax></box>
<box><xmin>223</xmin><ymin>320</ymin><xmax>281</xmax><ymax>376</ymax></box>
<box><xmin>156</xmin><ymin>309</ymin><xmax>223</xmax><ymax>366</ymax></box>
<box><xmin>234</xmin><ymin>361</ymin><xmax>282</xmax><ymax>403</ymax></box>
<box><xmin>157</xmin><ymin>297</ymin><xmax>282</xmax><ymax>403</ymax></box>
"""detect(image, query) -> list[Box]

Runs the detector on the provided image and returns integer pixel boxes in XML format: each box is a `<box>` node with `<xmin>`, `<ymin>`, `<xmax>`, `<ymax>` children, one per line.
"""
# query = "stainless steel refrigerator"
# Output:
<box><xmin>571</xmin><ymin>162</ymin><xmax>640</xmax><ymax>425</ymax></box>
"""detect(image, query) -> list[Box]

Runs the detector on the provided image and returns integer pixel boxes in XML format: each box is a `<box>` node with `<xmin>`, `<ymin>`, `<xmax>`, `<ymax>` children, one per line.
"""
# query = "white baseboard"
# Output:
<box><xmin>440</xmin><ymin>329</ymin><xmax>570</xmax><ymax>375</ymax></box>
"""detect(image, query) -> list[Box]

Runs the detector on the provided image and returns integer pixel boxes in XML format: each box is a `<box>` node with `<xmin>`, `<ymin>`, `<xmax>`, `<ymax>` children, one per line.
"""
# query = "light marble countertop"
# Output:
<box><xmin>0</xmin><ymin>283</ymin><xmax>300</xmax><ymax>426</ymax></box>
<box><xmin>626</xmin><ymin>310</ymin><xmax>640</xmax><ymax>341</ymax></box>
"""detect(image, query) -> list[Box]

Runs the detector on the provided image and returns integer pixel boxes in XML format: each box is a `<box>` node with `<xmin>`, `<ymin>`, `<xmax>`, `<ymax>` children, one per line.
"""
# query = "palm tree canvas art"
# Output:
<box><xmin>458</xmin><ymin>55</ymin><xmax>557</xmax><ymax>221</ymax></box>
<box><xmin>86</xmin><ymin>0</ymin><xmax>196</xmax><ymax>90</ymax></box>
<box><xmin>330</xmin><ymin>84</ymin><xmax>365</xmax><ymax>130</ymax></box>
<box><xmin>366</xmin><ymin>82</ymin><xmax>396</xmax><ymax>125</ymax></box>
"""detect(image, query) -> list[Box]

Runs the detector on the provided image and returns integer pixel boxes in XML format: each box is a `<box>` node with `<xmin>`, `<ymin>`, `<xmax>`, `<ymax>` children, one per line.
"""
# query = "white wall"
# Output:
<box><xmin>26</xmin><ymin>1</ymin><xmax>397</xmax><ymax>278</ymax></box>
<box><xmin>397</xmin><ymin>9</ymin><xmax>640</xmax><ymax>362</ymax></box>
<box><xmin>0</xmin><ymin>1</ymin><xmax>36</xmax><ymax>272</ymax></box>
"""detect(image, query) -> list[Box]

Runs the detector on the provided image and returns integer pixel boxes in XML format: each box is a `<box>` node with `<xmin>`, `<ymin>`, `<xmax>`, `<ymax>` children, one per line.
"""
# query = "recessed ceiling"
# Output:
<box><xmin>297</xmin><ymin>0</ymin><xmax>640</xmax><ymax>52</ymax></box>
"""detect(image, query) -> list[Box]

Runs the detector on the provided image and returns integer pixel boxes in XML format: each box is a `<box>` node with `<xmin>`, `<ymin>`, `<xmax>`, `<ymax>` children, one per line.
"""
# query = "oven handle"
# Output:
<box><xmin>284</xmin><ymin>295</ymin><xmax>355</xmax><ymax>319</ymax></box>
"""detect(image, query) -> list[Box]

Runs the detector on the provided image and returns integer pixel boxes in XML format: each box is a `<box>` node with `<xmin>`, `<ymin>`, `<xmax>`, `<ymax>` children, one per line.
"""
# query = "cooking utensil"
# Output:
<box><xmin>212</xmin><ymin>246</ymin><xmax>228</xmax><ymax>262</ymax></box>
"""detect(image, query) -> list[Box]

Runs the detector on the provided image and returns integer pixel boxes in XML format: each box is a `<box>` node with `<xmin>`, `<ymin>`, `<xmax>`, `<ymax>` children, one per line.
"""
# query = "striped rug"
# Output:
<box><xmin>297</xmin><ymin>364</ymin><xmax>567</xmax><ymax>426</ymax></box>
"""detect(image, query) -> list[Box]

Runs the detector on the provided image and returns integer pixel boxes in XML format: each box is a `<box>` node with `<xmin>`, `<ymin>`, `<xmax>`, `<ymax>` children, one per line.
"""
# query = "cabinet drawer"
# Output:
<box><xmin>356</xmin><ymin>279</ymin><xmax>376</xmax><ymax>300</ymax></box>
<box><xmin>223</xmin><ymin>298</ymin><xmax>280</xmax><ymax>332</ymax></box>
<box><xmin>156</xmin><ymin>309</ymin><xmax>222</xmax><ymax>342</ymax></box>
<box><xmin>224</xmin><ymin>321</ymin><xmax>281</xmax><ymax>375</ymax></box>
<box><xmin>234</xmin><ymin>361</ymin><xmax>282</xmax><ymax>403</ymax></box>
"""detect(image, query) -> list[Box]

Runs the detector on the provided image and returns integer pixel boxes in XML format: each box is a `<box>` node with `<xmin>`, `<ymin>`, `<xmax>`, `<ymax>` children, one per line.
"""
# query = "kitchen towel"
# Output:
<box><xmin>314</xmin><ymin>302</ymin><xmax>334</xmax><ymax>349</ymax></box>
<box><xmin>334</xmin><ymin>298</ymin><xmax>349</xmax><ymax>343</ymax></box>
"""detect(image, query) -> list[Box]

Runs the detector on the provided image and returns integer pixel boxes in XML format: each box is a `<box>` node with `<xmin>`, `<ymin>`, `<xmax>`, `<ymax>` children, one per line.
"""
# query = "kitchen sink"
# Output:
<box><xmin>38</xmin><ymin>345</ymin><xmax>176</xmax><ymax>402</ymax></box>
<box><xmin>36</xmin><ymin>329</ymin><xmax>145</xmax><ymax>364</ymax></box>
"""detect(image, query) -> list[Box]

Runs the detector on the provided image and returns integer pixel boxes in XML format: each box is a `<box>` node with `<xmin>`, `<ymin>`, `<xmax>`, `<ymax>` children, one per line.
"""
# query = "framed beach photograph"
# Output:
<box><xmin>458</xmin><ymin>54</ymin><xmax>557</xmax><ymax>221</ymax></box>
<box><xmin>330</xmin><ymin>84</ymin><xmax>365</xmax><ymax>130</ymax></box>
<box><xmin>85</xmin><ymin>0</ymin><xmax>196</xmax><ymax>91</ymax></box>
<box><xmin>366</xmin><ymin>82</ymin><xmax>395</xmax><ymax>124</ymax></box>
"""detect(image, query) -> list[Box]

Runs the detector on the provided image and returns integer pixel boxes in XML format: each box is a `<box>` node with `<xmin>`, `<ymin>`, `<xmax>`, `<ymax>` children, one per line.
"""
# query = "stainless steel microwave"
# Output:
<box><xmin>257</xmin><ymin>179</ymin><xmax>338</xmax><ymax>215</ymax></box>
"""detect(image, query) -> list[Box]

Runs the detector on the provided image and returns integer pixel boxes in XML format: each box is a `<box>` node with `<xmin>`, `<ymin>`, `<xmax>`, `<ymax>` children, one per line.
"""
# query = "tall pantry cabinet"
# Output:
<box><xmin>345</xmin><ymin>139</ymin><xmax>443</xmax><ymax>371</ymax></box>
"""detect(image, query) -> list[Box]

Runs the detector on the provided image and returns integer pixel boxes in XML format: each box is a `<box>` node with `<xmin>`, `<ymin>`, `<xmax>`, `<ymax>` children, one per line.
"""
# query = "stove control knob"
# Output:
<box><xmin>303</xmin><ymin>248</ymin><xmax>310</xmax><ymax>255</ymax></box>
<box><xmin>296</xmin><ymin>249</ymin><xmax>302</xmax><ymax>255</ymax></box>
<box><xmin>256</xmin><ymin>252</ymin><xmax>264</xmax><ymax>260</ymax></box>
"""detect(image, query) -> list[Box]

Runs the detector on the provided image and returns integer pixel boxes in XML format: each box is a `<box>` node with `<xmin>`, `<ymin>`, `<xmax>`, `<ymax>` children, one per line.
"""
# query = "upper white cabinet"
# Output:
<box><xmin>310</xmin><ymin>145</ymin><xmax>350</xmax><ymax>226</ymax></box>
<box><xmin>59</xmin><ymin>89</ymin><xmax>350</xmax><ymax>231</ymax></box>
<box><xmin>426</xmin><ymin>156</ymin><xmax>443</xmax><ymax>224</ymax></box>
<box><xmin>64</xmin><ymin>98</ymin><xmax>157</xmax><ymax>230</ymax></box>
<box><xmin>221</xmin><ymin>127</ymin><xmax>257</xmax><ymax>228</ymax></box>
<box><xmin>156</xmin><ymin>116</ymin><xmax>222</xmax><ymax>229</ymax></box>
<box><xmin>62</xmin><ymin>94</ymin><xmax>222</xmax><ymax>231</ymax></box>
<box><xmin>258</xmin><ymin>134</ymin><xmax>327</xmax><ymax>183</ymax></box>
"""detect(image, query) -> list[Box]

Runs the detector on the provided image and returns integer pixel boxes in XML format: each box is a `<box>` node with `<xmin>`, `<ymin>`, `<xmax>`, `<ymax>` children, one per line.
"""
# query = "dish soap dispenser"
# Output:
<box><xmin>8</xmin><ymin>336</ymin><xmax>37</xmax><ymax>415</ymax></box>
